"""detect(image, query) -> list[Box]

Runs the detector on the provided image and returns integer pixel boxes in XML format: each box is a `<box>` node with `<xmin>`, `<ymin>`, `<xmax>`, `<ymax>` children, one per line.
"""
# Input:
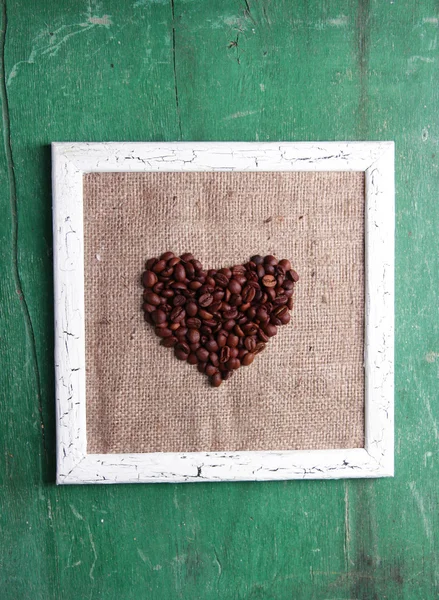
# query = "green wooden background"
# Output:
<box><xmin>1</xmin><ymin>1</ymin><xmax>438</xmax><ymax>598</ymax></box>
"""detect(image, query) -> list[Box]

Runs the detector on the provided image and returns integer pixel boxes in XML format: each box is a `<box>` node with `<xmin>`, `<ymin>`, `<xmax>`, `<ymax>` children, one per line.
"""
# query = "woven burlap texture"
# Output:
<box><xmin>84</xmin><ymin>171</ymin><xmax>365</xmax><ymax>453</ymax></box>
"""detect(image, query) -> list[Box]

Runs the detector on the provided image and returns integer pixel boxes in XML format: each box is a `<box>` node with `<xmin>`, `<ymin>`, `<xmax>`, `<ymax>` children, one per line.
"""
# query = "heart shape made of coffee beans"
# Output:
<box><xmin>142</xmin><ymin>253</ymin><xmax>299</xmax><ymax>387</ymax></box>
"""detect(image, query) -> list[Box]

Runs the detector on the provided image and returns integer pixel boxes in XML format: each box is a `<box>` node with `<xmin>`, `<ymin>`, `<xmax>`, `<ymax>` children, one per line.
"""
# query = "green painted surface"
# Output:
<box><xmin>0</xmin><ymin>0</ymin><xmax>438</xmax><ymax>598</ymax></box>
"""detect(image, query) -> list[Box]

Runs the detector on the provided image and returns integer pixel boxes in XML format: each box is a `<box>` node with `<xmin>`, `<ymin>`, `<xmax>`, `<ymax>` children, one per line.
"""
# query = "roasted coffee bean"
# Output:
<box><xmin>175</xmin><ymin>342</ymin><xmax>190</xmax><ymax>360</ymax></box>
<box><xmin>199</xmin><ymin>293</ymin><xmax>213</xmax><ymax>307</ymax></box>
<box><xmin>184</xmin><ymin>262</ymin><xmax>195</xmax><ymax>278</ymax></box>
<box><xmin>196</xmin><ymin>347</ymin><xmax>210</xmax><ymax>362</ymax></box>
<box><xmin>262</xmin><ymin>274</ymin><xmax>276</xmax><ymax>288</ymax></box>
<box><xmin>228</xmin><ymin>279</ymin><xmax>242</xmax><ymax>294</ymax></box>
<box><xmin>205</xmin><ymin>364</ymin><xmax>218</xmax><ymax>377</ymax></box>
<box><xmin>264</xmin><ymin>255</ymin><xmax>278</xmax><ymax>265</ymax></box>
<box><xmin>189</xmin><ymin>280</ymin><xmax>203</xmax><ymax>291</ymax></box>
<box><xmin>160</xmin><ymin>267</ymin><xmax>174</xmax><ymax>278</ymax></box>
<box><xmin>161</xmin><ymin>289</ymin><xmax>174</xmax><ymax>299</ymax></box>
<box><xmin>250</xmin><ymin>255</ymin><xmax>264</xmax><ymax>265</ymax></box>
<box><xmin>209</xmin><ymin>352</ymin><xmax>220</xmax><ymax>367</ymax></box>
<box><xmin>288</xmin><ymin>269</ymin><xmax>300</xmax><ymax>282</ymax></box>
<box><xmin>273</xmin><ymin>294</ymin><xmax>288</xmax><ymax>305</ymax></box>
<box><xmin>210</xmin><ymin>301</ymin><xmax>222</xmax><ymax>313</ymax></box>
<box><xmin>242</xmin><ymin>352</ymin><xmax>255</xmax><ymax>366</ymax></box>
<box><xmin>242</xmin><ymin>322</ymin><xmax>258</xmax><ymax>335</ymax></box>
<box><xmin>180</xmin><ymin>252</ymin><xmax>194</xmax><ymax>262</ymax></box>
<box><xmin>262</xmin><ymin>323</ymin><xmax>277</xmax><ymax>337</ymax></box>
<box><xmin>186</xmin><ymin>352</ymin><xmax>197</xmax><ymax>365</ymax></box>
<box><xmin>205</xmin><ymin>339</ymin><xmax>219</xmax><ymax>353</ymax></box>
<box><xmin>186</xmin><ymin>317</ymin><xmax>201</xmax><ymax>329</ymax></box>
<box><xmin>217</xmin><ymin>332</ymin><xmax>228</xmax><ymax>347</ymax></box>
<box><xmin>173</xmin><ymin>294</ymin><xmax>186</xmax><ymax>307</ymax></box>
<box><xmin>223</xmin><ymin>319</ymin><xmax>236</xmax><ymax>331</ymax></box>
<box><xmin>279</xmin><ymin>258</ymin><xmax>291</xmax><ymax>271</ymax></box>
<box><xmin>234</xmin><ymin>324</ymin><xmax>245</xmax><ymax>337</ymax></box>
<box><xmin>241</xmin><ymin>285</ymin><xmax>256</xmax><ymax>303</ymax></box>
<box><xmin>244</xmin><ymin>336</ymin><xmax>257</xmax><ymax>352</ymax></box>
<box><xmin>169</xmin><ymin>322</ymin><xmax>180</xmax><ymax>331</ymax></box>
<box><xmin>258</xmin><ymin>329</ymin><xmax>269</xmax><ymax>343</ymax></box>
<box><xmin>220</xmin><ymin>346</ymin><xmax>231</xmax><ymax>363</ymax></box>
<box><xmin>187</xmin><ymin>329</ymin><xmax>200</xmax><ymax>344</ymax></box>
<box><xmin>152</xmin><ymin>309</ymin><xmax>167</xmax><ymax>324</ymax></box>
<box><xmin>232</xmin><ymin>265</ymin><xmax>246</xmax><ymax>276</ymax></box>
<box><xmin>211</xmin><ymin>373</ymin><xmax>223</xmax><ymax>387</ymax></box>
<box><xmin>287</xmin><ymin>297</ymin><xmax>294</xmax><ymax>310</ymax></box>
<box><xmin>198</xmin><ymin>309</ymin><xmax>213</xmax><ymax>320</ymax></box>
<box><xmin>174</xmin><ymin>263</ymin><xmax>186</xmax><ymax>282</ymax></box>
<box><xmin>227</xmin><ymin>333</ymin><xmax>239</xmax><ymax>348</ymax></box>
<box><xmin>161</xmin><ymin>336</ymin><xmax>177</xmax><ymax>348</ymax></box>
<box><xmin>168</xmin><ymin>256</ymin><xmax>181</xmax><ymax>267</ymax></box>
<box><xmin>170</xmin><ymin>306</ymin><xmax>185</xmax><ymax>322</ymax></box>
<box><xmin>214</xmin><ymin>273</ymin><xmax>229</xmax><ymax>287</ymax></box>
<box><xmin>197</xmin><ymin>362</ymin><xmax>207</xmax><ymax>373</ymax></box>
<box><xmin>229</xmin><ymin>294</ymin><xmax>242</xmax><ymax>307</ymax></box>
<box><xmin>175</xmin><ymin>326</ymin><xmax>188</xmax><ymax>340</ymax></box>
<box><xmin>225</xmin><ymin>358</ymin><xmax>240</xmax><ymax>370</ymax></box>
<box><xmin>270</xmin><ymin>316</ymin><xmax>282</xmax><ymax>326</ymax></box>
<box><xmin>144</xmin><ymin>292</ymin><xmax>161</xmax><ymax>306</ymax></box>
<box><xmin>279</xmin><ymin>311</ymin><xmax>290</xmax><ymax>324</ymax></box>
<box><xmin>160</xmin><ymin>251</ymin><xmax>175</xmax><ymax>261</ymax></box>
<box><xmin>229</xmin><ymin>347</ymin><xmax>239</xmax><ymax>358</ymax></box>
<box><xmin>152</xmin><ymin>259</ymin><xmax>167</xmax><ymax>274</ymax></box>
<box><xmin>223</xmin><ymin>307</ymin><xmax>238</xmax><ymax>320</ymax></box>
<box><xmin>189</xmin><ymin>342</ymin><xmax>200</xmax><ymax>352</ymax></box>
<box><xmin>254</xmin><ymin>341</ymin><xmax>266</xmax><ymax>354</ymax></box>
<box><xmin>142</xmin><ymin>270</ymin><xmax>158</xmax><ymax>288</ymax></box>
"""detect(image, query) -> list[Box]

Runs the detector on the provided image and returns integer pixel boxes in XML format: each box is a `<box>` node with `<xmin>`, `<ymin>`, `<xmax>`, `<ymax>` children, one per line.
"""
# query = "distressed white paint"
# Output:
<box><xmin>52</xmin><ymin>141</ymin><xmax>394</xmax><ymax>484</ymax></box>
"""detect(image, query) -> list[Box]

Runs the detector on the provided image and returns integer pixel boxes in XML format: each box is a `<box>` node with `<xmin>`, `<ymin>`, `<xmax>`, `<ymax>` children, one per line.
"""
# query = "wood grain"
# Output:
<box><xmin>0</xmin><ymin>0</ymin><xmax>438</xmax><ymax>598</ymax></box>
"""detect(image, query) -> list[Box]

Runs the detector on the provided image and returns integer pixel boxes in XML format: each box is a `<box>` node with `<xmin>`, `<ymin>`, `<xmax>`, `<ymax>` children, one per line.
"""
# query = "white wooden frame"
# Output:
<box><xmin>52</xmin><ymin>141</ymin><xmax>394</xmax><ymax>484</ymax></box>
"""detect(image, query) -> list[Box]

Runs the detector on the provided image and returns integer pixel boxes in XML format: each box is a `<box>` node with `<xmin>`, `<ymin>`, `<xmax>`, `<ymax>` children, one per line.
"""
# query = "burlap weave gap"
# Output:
<box><xmin>83</xmin><ymin>171</ymin><xmax>365</xmax><ymax>453</ymax></box>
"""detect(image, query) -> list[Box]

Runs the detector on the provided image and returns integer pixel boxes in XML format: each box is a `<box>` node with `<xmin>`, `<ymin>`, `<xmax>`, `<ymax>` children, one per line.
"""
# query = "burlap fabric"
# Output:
<box><xmin>83</xmin><ymin>171</ymin><xmax>365</xmax><ymax>453</ymax></box>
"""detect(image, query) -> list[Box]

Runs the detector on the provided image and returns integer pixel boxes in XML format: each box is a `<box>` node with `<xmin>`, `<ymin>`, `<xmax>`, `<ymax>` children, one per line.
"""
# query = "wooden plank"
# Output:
<box><xmin>0</xmin><ymin>0</ymin><xmax>438</xmax><ymax>598</ymax></box>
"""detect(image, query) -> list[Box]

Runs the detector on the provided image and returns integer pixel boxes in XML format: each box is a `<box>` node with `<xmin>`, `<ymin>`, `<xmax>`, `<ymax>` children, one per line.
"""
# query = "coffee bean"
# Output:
<box><xmin>187</xmin><ymin>329</ymin><xmax>200</xmax><ymax>344</ymax></box>
<box><xmin>168</xmin><ymin>256</ymin><xmax>181</xmax><ymax>267</ymax></box>
<box><xmin>186</xmin><ymin>317</ymin><xmax>201</xmax><ymax>329</ymax></box>
<box><xmin>161</xmin><ymin>336</ymin><xmax>177</xmax><ymax>348</ymax></box>
<box><xmin>152</xmin><ymin>259</ymin><xmax>167</xmax><ymax>274</ymax></box>
<box><xmin>209</xmin><ymin>352</ymin><xmax>220</xmax><ymax>367</ymax></box>
<box><xmin>254</xmin><ymin>342</ymin><xmax>266</xmax><ymax>354</ymax></box>
<box><xmin>262</xmin><ymin>323</ymin><xmax>277</xmax><ymax>337</ymax></box>
<box><xmin>244</xmin><ymin>336</ymin><xmax>257</xmax><ymax>352</ymax></box>
<box><xmin>262</xmin><ymin>274</ymin><xmax>276</xmax><ymax>288</ymax></box>
<box><xmin>173</xmin><ymin>294</ymin><xmax>186</xmax><ymax>307</ymax></box>
<box><xmin>234</xmin><ymin>324</ymin><xmax>245</xmax><ymax>337</ymax></box>
<box><xmin>258</xmin><ymin>329</ymin><xmax>269</xmax><ymax>343</ymax></box>
<box><xmin>232</xmin><ymin>265</ymin><xmax>246</xmax><ymax>275</ymax></box>
<box><xmin>223</xmin><ymin>307</ymin><xmax>238</xmax><ymax>320</ymax></box>
<box><xmin>211</xmin><ymin>373</ymin><xmax>223</xmax><ymax>387</ymax></box>
<box><xmin>175</xmin><ymin>327</ymin><xmax>188</xmax><ymax>340</ymax></box>
<box><xmin>241</xmin><ymin>285</ymin><xmax>255</xmax><ymax>303</ymax></box>
<box><xmin>242</xmin><ymin>352</ymin><xmax>255</xmax><ymax>366</ymax></box>
<box><xmin>227</xmin><ymin>333</ymin><xmax>239</xmax><ymax>348</ymax></box>
<box><xmin>250</xmin><ymin>255</ymin><xmax>264</xmax><ymax>265</ymax></box>
<box><xmin>288</xmin><ymin>269</ymin><xmax>300</xmax><ymax>282</ymax></box>
<box><xmin>175</xmin><ymin>342</ymin><xmax>190</xmax><ymax>360</ymax></box>
<box><xmin>142</xmin><ymin>270</ymin><xmax>158</xmax><ymax>288</ymax></box>
<box><xmin>174</xmin><ymin>263</ymin><xmax>186</xmax><ymax>282</ymax></box>
<box><xmin>223</xmin><ymin>319</ymin><xmax>236</xmax><ymax>331</ymax></box>
<box><xmin>220</xmin><ymin>346</ymin><xmax>231</xmax><ymax>363</ymax></box>
<box><xmin>205</xmin><ymin>339</ymin><xmax>219</xmax><ymax>353</ymax></box>
<box><xmin>196</xmin><ymin>347</ymin><xmax>210</xmax><ymax>362</ymax></box>
<box><xmin>189</xmin><ymin>280</ymin><xmax>203</xmax><ymax>291</ymax></box>
<box><xmin>170</xmin><ymin>306</ymin><xmax>185</xmax><ymax>323</ymax></box>
<box><xmin>217</xmin><ymin>332</ymin><xmax>228</xmax><ymax>347</ymax></box>
<box><xmin>214</xmin><ymin>273</ymin><xmax>229</xmax><ymax>287</ymax></box>
<box><xmin>198</xmin><ymin>309</ymin><xmax>213</xmax><ymax>320</ymax></box>
<box><xmin>273</xmin><ymin>294</ymin><xmax>288</xmax><ymax>305</ymax></box>
<box><xmin>205</xmin><ymin>364</ymin><xmax>218</xmax><ymax>376</ymax></box>
<box><xmin>279</xmin><ymin>311</ymin><xmax>290</xmax><ymax>324</ymax></box>
<box><xmin>225</xmin><ymin>358</ymin><xmax>240</xmax><ymax>370</ymax></box>
<box><xmin>144</xmin><ymin>292</ymin><xmax>161</xmax><ymax>306</ymax></box>
<box><xmin>152</xmin><ymin>309</ymin><xmax>167</xmax><ymax>324</ymax></box>
<box><xmin>228</xmin><ymin>279</ymin><xmax>242</xmax><ymax>294</ymax></box>
<box><xmin>199</xmin><ymin>293</ymin><xmax>213</xmax><ymax>307</ymax></box>
<box><xmin>180</xmin><ymin>252</ymin><xmax>194</xmax><ymax>262</ymax></box>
